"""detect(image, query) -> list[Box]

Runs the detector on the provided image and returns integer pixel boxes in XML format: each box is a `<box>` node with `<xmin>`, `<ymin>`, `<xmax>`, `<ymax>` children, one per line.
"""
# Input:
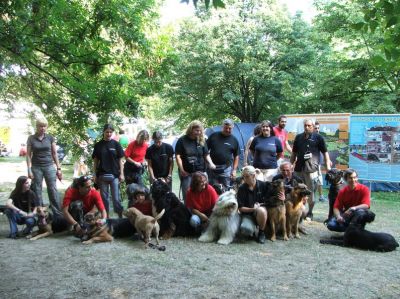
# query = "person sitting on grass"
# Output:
<box><xmin>326</xmin><ymin>168</ymin><xmax>370</xmax><ymax>232</ymax></box>
<box><xmin>62</xmin><ymin>175</ymin><xmax>107</xmax><ymax>237</ymax></box>
<box><xmin>127</xmin><ymin>185</ymin><xmax>152</xmax><ymax>216</ymax></box>
<box><xmin>5</xmin><ymin>176</ymin><xmax>37</xmax><ymax>239</ymax></box>
<box><xmin>185</xmin><ymin>172</ymin><xmax>219</xmax><ymax>233</ymax></box>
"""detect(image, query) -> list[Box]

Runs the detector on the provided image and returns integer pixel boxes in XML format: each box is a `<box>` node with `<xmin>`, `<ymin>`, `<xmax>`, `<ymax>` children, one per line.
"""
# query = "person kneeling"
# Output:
<box><xmin>62</xmin><ymin>175</ymin><xmax>107</xmax><ymax>238</ymax></box>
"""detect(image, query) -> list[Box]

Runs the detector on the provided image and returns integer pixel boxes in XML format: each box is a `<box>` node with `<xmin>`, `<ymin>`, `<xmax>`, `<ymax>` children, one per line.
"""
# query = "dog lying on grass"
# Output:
<box><xmin>265</xmin><ymin>179</ymin><xmax>288</xmax><ymax>241</ymax></box>
<box><xmin>320</xmin><ymin>209</ymin><xmax>399</xmax><ymax>252</ymax></box>
<box><xmin>124</xmin><ymin>207</ymin><xmax>165</xmax><ymax>248</ymax></box>
<box><xmin>29</xmin><ymin>206</ymin><xmax>69</xmax><ymax>241</ymax></box>
<box><xmin>81</xmin><ymin>212</ymin><xmax>113</xmax><ymax>245</ymax></box>
<box><xmin>198</xmin><ymin>190</ymin><xmax>240</xmax><ymax>245</ymax></box>
<box><xmin>285</xmin><ymin>183</ymin><xmax>311</xmax><ymax>239</ymax></box>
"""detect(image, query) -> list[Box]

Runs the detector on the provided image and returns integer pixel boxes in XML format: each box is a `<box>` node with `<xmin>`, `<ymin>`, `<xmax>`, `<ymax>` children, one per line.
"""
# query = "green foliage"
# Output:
<box><xmin>164</xmin><ymin>0</ymin><xmax>320</xmax><ymax>126</ymax></box>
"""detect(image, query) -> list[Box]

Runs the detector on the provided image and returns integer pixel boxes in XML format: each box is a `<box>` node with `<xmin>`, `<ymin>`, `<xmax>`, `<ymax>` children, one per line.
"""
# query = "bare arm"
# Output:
<box><xmin>285</xmin><ymin>140</ymin><xmax>292</xmax><ymax>153</ymax></box>
<box><xmin>290</xmin><ymin>151</ymin><xmax>297</xmax><ymax>165</ymax></box>
<box><xmin>205</xmin><ymin>154</ymin><xmax>216</xmax><ymax>169</ymax></box>
<box><xmin>26</xmin><ymin>144</ymin><xmax>33</xmax><ymax>179</ymax></box>
<box><xmin>51</xmin><ymin>142</ymin><xmax>62</xmax><ymax>180</ymax></box>
<box><xmin>6</xmin><ymin>199</ymin><xmax>28</xmax><ymax>216</ymax></box>
<box><xmin>323</xmin><ymin>152</ymin><xmax>332</xmax><ymax>171</ymax></box>
<box><xmin>191</xmin><ymin>208</ymin><xmax>208</xmax><ymax>222</ymax></box>
<box><xmin>147</xmin><ymin>159</ymin><xmax>156</xmax><ymax>181</ymax></box>
<box><xmin>231</xmin><ymin>155</ymin><xmax>239</xmax><ymax>179</ymax></box>
<box><xmin>119</xmin><ymin>157</ymin><xmax>124</xmax><ymax>182</ymax></box>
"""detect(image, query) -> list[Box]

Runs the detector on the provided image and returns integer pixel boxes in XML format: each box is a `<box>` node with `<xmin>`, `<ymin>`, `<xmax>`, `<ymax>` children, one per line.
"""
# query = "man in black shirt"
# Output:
<box><xmin>146</xmin><ymin>131</ymin><xmax>174</xmax><ymax>189</ymax></box>
<box><xmin>207</xmin><ymin>119</ymin><xmax>240</xmax><ymax>189</ymax></box>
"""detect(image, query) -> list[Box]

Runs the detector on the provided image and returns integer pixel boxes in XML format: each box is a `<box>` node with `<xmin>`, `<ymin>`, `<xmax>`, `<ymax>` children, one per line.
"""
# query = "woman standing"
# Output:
<box><xmin>185</xmin><ymin>172</ymin><xmax>218</xmax><ymax>232</ymax></box>
<box><xmin>250</xmin><ymin>120</ymin><xmax>283</xmax><ymax>182</ymax></box>
<box><xmin>26</xmin><ymin>118</ymin><xmax>62</xmax><ymax>214</ymax></box>
<box><xmin>124</xmin><ymin>130</ymin><xmax>149</xmax><ymax>185</ymax></box>
<box><xmin>92</xmin><ymin>124</ymin><xmax>125</xmax><ymax>218</ymax></box>
<box><xmin>175</xmin><ymin>120</ymin><xmax>216</xmax><ymax>202</ymax></box>
<box><xmin>5</xmin><ymin>176</ymin><xmax>37</xmax><ymax>238</ymax></box>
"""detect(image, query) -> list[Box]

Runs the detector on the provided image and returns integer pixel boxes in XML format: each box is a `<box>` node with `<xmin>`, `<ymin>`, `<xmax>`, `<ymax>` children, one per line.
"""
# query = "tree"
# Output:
<box><xmin>163</xmin><ymin>0</ymin><xmax>320</xmax><ymax>127</ymax></box>
<box><xmin>0</xmin><ymin>1</ymin><xmax>164</xmax><ymax>145</ymax></box>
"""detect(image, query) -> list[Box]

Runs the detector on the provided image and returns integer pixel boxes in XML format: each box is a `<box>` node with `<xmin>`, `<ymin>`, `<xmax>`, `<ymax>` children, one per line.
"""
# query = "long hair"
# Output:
<box><xmin>259</xmin><ymin>120</ymin><xmax>275</xmax><ymax>136</ymax></box>
<box><xmin>136</xmin><ymin>130</ymin><xmax>149</xmax><ymax>145</ymax></box>
<box><xmin>10</xmin><ymin>176</ymin><xmax>29</xmax><ymax>199</ymax></box>
<box><xmin>190</xmin><ymin>172</ymin><xmax>208</xmax><ymax>192</ymax></box>
<box><xmin>185</xmin><ymin>120</ymin><xmax>205</xmax><ymax>146</ymax></box>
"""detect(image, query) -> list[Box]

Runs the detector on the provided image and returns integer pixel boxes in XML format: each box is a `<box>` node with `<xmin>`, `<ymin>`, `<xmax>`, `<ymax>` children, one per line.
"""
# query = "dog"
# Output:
<box><xmin>325</xmin><ymin>168</ymin><xmax>344</xmax><ymax>221</ymax></box>
<box><xmin>285</xmin><ymin>183</ymin><xmax>311</xmax><ymax>239</ymax></box>
<box><xmin>150</xmin><ymin>179</ymin><xmax>194</xmax><ymax>238</ymax></box>
<box><xmin>198</xmin><ymin>190</ymin><xmax>240</xmax><ymax>245</ymax></box>
<box><xmin>81</xmin><ymin>212</ymin><xmax>113</xmax><ymax>244</ymax></box>
<box><xmin>265</xmin><ymin>179</ymin><xmax>288</xmax><ymax>241</ymax></box>
<box><xmin>28</xmin><ymin>206</ymin><xmax>69</xmax><ymax>240</ymax></box>
<box><xmin>124</xmin><ymin>207</ymin><xmax>165</xmax><ymax>248</ymax></box>
<box><xmin>320</xmin><ymin>209</ymin><xmax>399</xmax><ymax>252</ymax></box>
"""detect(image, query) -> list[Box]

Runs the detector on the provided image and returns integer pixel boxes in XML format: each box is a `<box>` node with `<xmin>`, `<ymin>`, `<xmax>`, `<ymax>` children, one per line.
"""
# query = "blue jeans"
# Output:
<box><xmin>327</xmin><ymin>217</ymin><xmax>350</xmax><ymax>232</ymax></box>
<box><xmin>98</xmin><ymin>174</ymin><xmax>123</xmax><ymax>216</ymax></box>
<box><xmin>208</xmin><ymin>165</ymin><xmax>232</xmax><ymax>189</ymax></box>
<box><xmin>240</xmin><ymin>214</ymin><xmax>257</xmax><ymax>237</ymax></box>
<box><xmin>5</xmin><ymin>209</ymin><xmax>36</xmax><ymax>237</ymax></box>
<box><xmin>31</xmin><ymin>164</ymin><xmax>61</xmax><ymax>215</ymax></box>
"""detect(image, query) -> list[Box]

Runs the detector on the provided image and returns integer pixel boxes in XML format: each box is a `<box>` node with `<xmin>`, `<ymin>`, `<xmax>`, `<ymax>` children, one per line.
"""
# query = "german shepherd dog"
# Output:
<box><xmin>81</xmin><ymin>212</ymin><xmax>113</xmax><ymax>244</ymax></box>
<box><xmin>325</xmin><ymin>169</ymin><xmax>344</xmax><ymax>222</ymax></box>
<box><xmin>29</xmin><ymin>206</ymin><xmax>69</xmax><ymax>240</ymax></box>
<box><xmin>265</xmin><ymin>179</ymin><xmax>288</xmax><ymax>241</ymax></box>
<box><xmin>320</xmin><ymin>209</ymin><xmax>399</xmax><ymax>252</ymax></box>
<box><xmin>285</xmin><ymin>183</ymin><xmax>311</xmax><ymax>239</ymax></box>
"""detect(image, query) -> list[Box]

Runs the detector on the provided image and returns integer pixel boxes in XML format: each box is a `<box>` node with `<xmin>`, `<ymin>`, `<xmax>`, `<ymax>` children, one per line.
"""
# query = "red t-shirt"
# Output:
<box><xmin>128</xmin><ymin>200</ymin><xmax>153</xmax><ymax>216</ymax></box>
<box><xmin>186</xmin><ymin>185</ymin><xmax>218</xmax><ymax>215</ymax></box>
<box><xmin>125</xmin><ymin>140</ymin><xmax>148</xmax><ymax>163</ymax></box>
<box><xmin>333</xmin><ymin>183</ymin><xmax>371</xmax><ymax>211</ymax></box>
<box><xmin>62</xmin><ymin>187</ymin><xmax>105</xmax><ymax>214</ymax></box>
<box><xmin>273</xmin><ymin>126</ymin><xmax>288</xmax><ymax>151</ymax></box>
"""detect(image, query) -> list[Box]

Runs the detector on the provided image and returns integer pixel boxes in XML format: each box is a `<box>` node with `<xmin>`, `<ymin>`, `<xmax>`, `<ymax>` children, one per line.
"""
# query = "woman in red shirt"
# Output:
<box><xmin>124</xmin><ymin>130</ymin><xmax>149</xmax><ymax>185</ymax></box>
<box><xmin>186</xmin><ymin>172</ymin><xmax>219</xmax><ymax>232</ymax></box>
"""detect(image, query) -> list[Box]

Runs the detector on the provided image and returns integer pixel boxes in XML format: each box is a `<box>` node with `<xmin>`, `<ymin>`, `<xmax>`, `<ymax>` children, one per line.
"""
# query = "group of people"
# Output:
<box><xmin>4</xmin><ymin>116</ymin><xmax>371</xmax><ymax>244</ymax></box>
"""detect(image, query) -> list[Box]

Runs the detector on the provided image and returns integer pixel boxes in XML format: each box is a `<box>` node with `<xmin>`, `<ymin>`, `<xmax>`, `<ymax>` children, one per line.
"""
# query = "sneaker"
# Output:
<box><xmin>319</xmin><ymin>195</ymin><xmax>327</xmax><ymax>202</ymax></box>
<box><xmin>257</xmin><ymin>231</ymin><xmax>266</xmax><ymax>244</ymax></box>
<box><xmin>305</xmin><ymin>213</ymin><xmax>313</xmax><ymax>222</ymax></box>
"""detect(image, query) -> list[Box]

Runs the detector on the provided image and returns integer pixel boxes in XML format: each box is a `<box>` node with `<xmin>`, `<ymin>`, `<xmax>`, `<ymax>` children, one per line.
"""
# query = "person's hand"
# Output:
<box><xmin>74</xmin><ymin>223</ymin><xmax>84</xmax><ymax>235</ymax></box>
<box><xmin>278</xmin><ymin>191</ymin><xmax>285</xmax><ymax>201</ymax></box>
<box><xmin>344</xmin><ymin>207</ymin><xmax>354</xmax><ymax>217</ymax></box>
<box><xmin>134</xmin><ymin>161</ymin><xmax>141</xmax><ymax>167</ymax></box>
<box><xmin>336</xmin><ymin>215</ymin><xmax>345</xmax><ymax>223</ymax></box>
<box><xmin>166</xmin><ymin>175</ymin><xmax>172</xmax><ymax>183</ymax></box>
<box><xmin>28</xmin><ymin>172</ymin><xmax>34</xmax><ymax>179</ymax></box>
<box><xmin>230</xmin><ymin>170</ymin><xmax>237</xmax><ymax>180</ymax></box>
<box><xmin>253</xmin><ymin>202</ymin><xmax>261</xmax><ymax>210</ymax></box>
<box><xmin>96</xmin><ymin>218</ymin><xmax>107</xmax><ymax>226</ymax></box>
<box><xmin>180</xmin><ymin>169</ymin><xmax>189</xmax><ymax>177</ymax></box>
<box><xmin>27</xmin><ymin>212</ymin><xmax>35</xmax><ymax>217</ymax></box>
<box><xmin>56</xmin><ymin>170</ymin><xmax>63</xmax><ymax>181</ymax></box>
<box><xmin>19</xmin><ymin>210</ymin><xmax>28</xmax><ymax>217</ymax></box>
<box><xmin>119</xmin><ymin>174</ymin><xmax>124</xmax><ymax>183</ymax></box>
<box><xmin>208</xmin><ymin>162</ymin><xmax>216</xmax><ymax>170</ymax></box>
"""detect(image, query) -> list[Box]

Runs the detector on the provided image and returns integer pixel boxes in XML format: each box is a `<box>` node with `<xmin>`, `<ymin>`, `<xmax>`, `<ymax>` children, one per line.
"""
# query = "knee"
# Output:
<box><xmin>25</xmin><ymin>217</ymin><xmax>36</xmax><ymax>227</ymax></box>
<box><xmin>190</xmin><ymin>215</ymin><xmax>201</xmax><ymax>228</ymax></box>
<box><xmin>240</xmin><ymin>224</ymin><xmax>254</xmax><ymax>236</ymax></box>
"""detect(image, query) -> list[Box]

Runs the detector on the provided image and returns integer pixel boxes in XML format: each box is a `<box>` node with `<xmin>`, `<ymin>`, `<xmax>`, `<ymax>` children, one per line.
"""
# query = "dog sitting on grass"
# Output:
<box><xmin>285</xmin><ymin>183</ymin><xmax>311</xmax><ymax>239</ymax></box>
<box><xmin>320</xmin><ymin>209</ymin><xmax>399</xmax><ymax>252</ymax></box>
<box><xmin>198</xmin><ymin>190</ymin><xmax>240</xmax><ymax>245</ymax></box>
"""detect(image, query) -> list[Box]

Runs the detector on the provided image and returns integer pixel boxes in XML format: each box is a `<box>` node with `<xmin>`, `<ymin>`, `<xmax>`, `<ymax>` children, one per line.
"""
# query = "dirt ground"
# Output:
<box><xmin>1</xmin><ymin>159</ymin><xmax>400</xmax><ymax>299</ymax></box>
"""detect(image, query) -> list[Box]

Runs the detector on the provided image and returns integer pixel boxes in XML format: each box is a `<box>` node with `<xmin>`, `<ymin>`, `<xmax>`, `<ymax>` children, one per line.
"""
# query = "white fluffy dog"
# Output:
<box><xmin>198</xmin><ymin>190</ymin><xmax>240</xmax><ymax>245</ymax></box>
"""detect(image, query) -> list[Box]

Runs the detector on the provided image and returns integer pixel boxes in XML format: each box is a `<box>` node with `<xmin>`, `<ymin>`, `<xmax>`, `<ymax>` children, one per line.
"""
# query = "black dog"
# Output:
<box><xmin>320</xmin><ymin>209</ymin><xmax>399</xmax><ymax>252</ymax></box>
<box><xmin>150</xmin><ymin>179</ymin><xmax>195</xmax><ymax>238</ymax></box>
<box><xmin>324</xmin><ymin>169</ymin><xmax>344</xmax><ymax>221</ymax></box>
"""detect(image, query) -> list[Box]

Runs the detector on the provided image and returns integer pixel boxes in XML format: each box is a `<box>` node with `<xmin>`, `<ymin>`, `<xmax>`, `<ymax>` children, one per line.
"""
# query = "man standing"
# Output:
<box><xmin>146</xmin><ymin>131</ymin><xmax>174</xmax><ymax>189</ymax></box>
<box><xmin>327</xmin><ymin>168</ymin><xmax>370</xmax><ymax>232</ymax></box>
<box><xmin>273</xmin><ymin>115</ymin><xmax>292</xmax><ymax>155</ymax></box>
<box><xmin>207</xmin><ymin>119</ymin><xmax>240</xmax><ymax>189</ymax></box>
<box><xmin>290</xmin><ymin>118</ymin><xmax>331</xmax><ymax>220</ymax></box>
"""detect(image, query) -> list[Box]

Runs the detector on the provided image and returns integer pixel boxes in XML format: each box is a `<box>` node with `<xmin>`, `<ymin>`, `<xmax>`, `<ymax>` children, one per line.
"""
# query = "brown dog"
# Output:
<box><xmin>81</xmin><ymin>212</ymin><xmax>113</xmax><ymax>244</ymax></box>
<box><xmin>29</xmin><ymin>206</ymin><xmax>53</xmax><ymax>240</ymax></box>
<box><xmin>266</xmin><ymin>179</ymin><xmax>288</xmax><ymax>241</ymax></box>
<box><xmin>124</xmin><ymin>207</ymin><xmax>165</xmax><ymax>248</ymax></box>
<box><xmin>285</xmin><ymin>183</ymin><xmax>311</xmax><ymax>239</ymax></box>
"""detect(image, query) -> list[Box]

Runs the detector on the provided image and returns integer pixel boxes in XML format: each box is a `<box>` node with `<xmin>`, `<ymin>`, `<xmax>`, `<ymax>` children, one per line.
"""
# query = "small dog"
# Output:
<box><xmin>325</xmin><ymin>169</ymin><xmax>344</xmax><ymax>221</ymax></box>
<box><xmin>150</xmin><ymin>179</ymin><xmax>194</xmax><ymax>238</ymax></box>
<box><xmin>265</xmin><ymin>179</ymin><xmax>288</xmax><ymax>241</ymax></box>
<box><xmin>124</xmin><ymin>207</ymin><xmax>165</xmax><ymax>248</ymax></box>
<box><xmin>198</xmin><ymin>190</ymin><xmax>240</xmax><ymax>245</ymax></box>
<box><xmin>285</xmin><ymin>183</ymin><xmax>311</xmax><ymax>239</ymax></box>
<box><xmin>29</xmin><ymin>206</ymin><xmax>69</xmax><ymax>240</ymax></box>
<box><xmin>81</xmin><ymin>212</ymin><xmax>113</xmax><ymax>244</ymax></box>
<box><xmin>320</xmin><ymin>209</ymin><xmax>399</xmax><ymax>252</ymax></box>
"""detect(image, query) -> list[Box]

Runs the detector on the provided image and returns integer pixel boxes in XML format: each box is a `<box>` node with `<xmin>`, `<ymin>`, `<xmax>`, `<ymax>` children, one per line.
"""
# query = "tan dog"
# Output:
<box><xmin>29</xmin><ymin>206</ymin><xmax>53</xmax><ymax>240</ymax></box>
<box><xmin>81</xmin><ymin>212</ymin><xmax>113</xmax><ymax>245</ymax></box>
<box><xmin>124</xmin><ymin>207</ymin><xmax>165</xmax><ymax>248</ymax></box>
<box><xmin>266</xmin><ymin>180</ymin><xmax>288</xmax><ymax>241</ymax></box>
<box><xmin>285</xmin><ymin>183</ymin><xmax>311</xmax><ymax>239</ymax></box>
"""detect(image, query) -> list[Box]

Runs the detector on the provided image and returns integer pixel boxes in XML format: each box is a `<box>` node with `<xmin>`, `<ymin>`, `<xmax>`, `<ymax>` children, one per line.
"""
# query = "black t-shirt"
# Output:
<box><xmin>292</xmin><ymin>132</ymin><xmax>328</xmax><ymax>172</ymax></box>
<box><xmin>175</xmin><ymin>135</ymin><xmax>208</xmax><ymax>173</ymax></box>
<box><xmin>10</xmin><ymin>190</ymin><xmax>37</xmax><ymax>212</ymax></box>
<box><xmin>237</xmin><ymin>180</ymin><xmax>272</xmax><ymax>214</ymax></box>
<box><xmin>206</xmin><ymin>132</ymin><xmax>239</xmax><ymax>166</ymax></box>
<box><xmin>92</xmin><ymin>139</ymin><xmax>125</xmax><ymax>177</ymax></box>
<box><xmin>145</xmin><ymin>142</ymin><xmax>174</xmax><ymax>178</ymax></box>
